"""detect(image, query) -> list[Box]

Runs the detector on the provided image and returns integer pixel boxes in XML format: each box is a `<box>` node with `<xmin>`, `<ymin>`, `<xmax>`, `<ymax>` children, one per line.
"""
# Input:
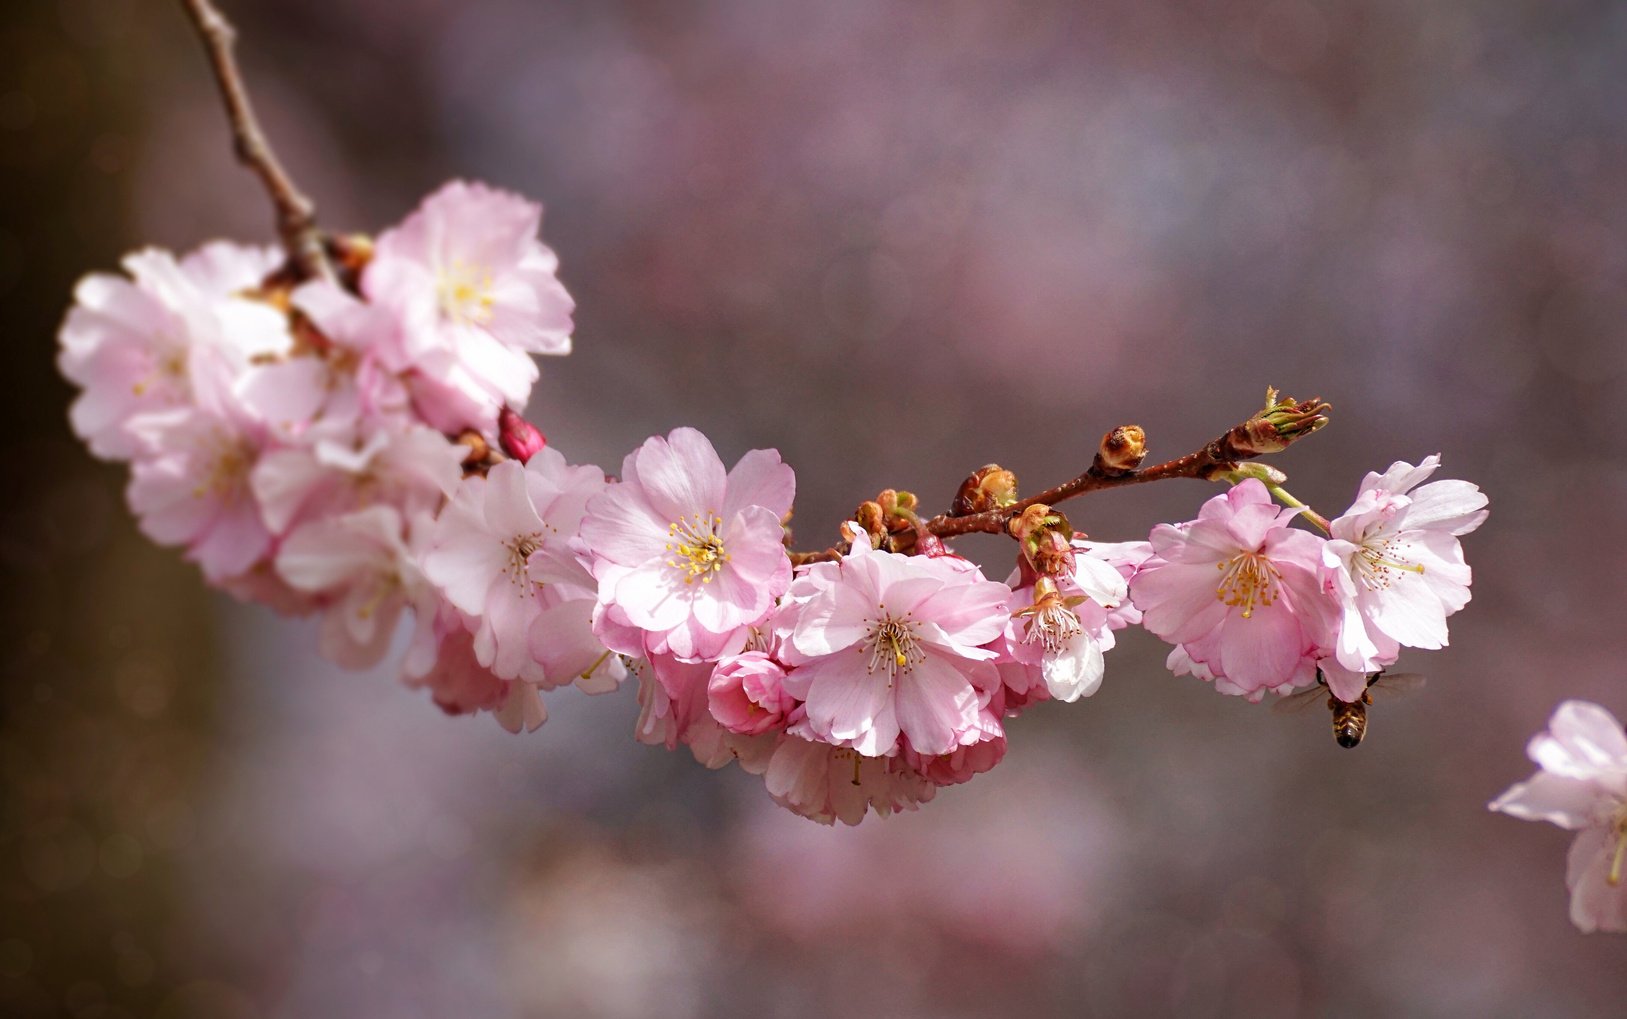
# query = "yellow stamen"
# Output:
<box><xmin>665</xmin><ymin>511</ymin><xmax>729</xmax><ymax>585</ymax></box>
<box><xmin>1215</xmin><ymin>552</ymin><xmax>1282</xmax><ymax>619</ymax></box>
<box><xmin>437</xmin><ymin>259</ymin><xmax>498</xmax><ymax>325</ymax></box>
<box><xmin>1354</xmin><ymin>538</ymin><xmax>1426</xmax><ymax>591</ymax></box>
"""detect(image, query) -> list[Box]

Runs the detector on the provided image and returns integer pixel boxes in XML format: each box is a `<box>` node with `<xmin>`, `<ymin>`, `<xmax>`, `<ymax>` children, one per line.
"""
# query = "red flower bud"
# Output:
<box><xmin>498</xmin><ymin>407</ymin><xmax>545</xmax><ymax>464</ymax></box>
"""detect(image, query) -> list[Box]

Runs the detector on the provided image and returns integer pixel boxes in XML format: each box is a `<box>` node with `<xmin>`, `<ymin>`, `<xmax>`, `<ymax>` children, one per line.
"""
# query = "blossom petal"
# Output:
<box><xmin>1489</xmin><ymin>772</ymin><xmax>1606</xmax><ymax>830</ymax></box>
<box><xmin>632</xmin><ymin>428</ymin><xmax>728</xmax><ymax>525</ymax></box>
<box><xmin>722</xmin><ymin>447</ymin><xmax>796</xmax><ymax>519</ymax></box>
<box><xmin>894</xmin><ymin>654</ymin><xmax>980</xmax><ymax>757</ymax></box>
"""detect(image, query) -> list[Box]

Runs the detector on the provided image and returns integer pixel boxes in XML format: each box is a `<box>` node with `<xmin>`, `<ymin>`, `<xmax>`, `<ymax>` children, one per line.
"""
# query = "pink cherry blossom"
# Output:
<box><xmin>422</xmin><ymin>449</ymin><xmax>617</xmax><ymax>691</ymax></box>
<box><xmin>401</xmin><ymin>607</ymin><xmax>541</xmax><ymax>732</ymax></box>
<box><xmin>234</xmin><ymin>281</ymin><xmax>413</xmax><ymax>438</ymax></box>
<box><xmin>708</xmin><ymin>651</ymin><xmax>795</xmax><ymax>736</ymax></box>
<box><xmin>581</xmin><ymin>427</ymin><xmax>794</xmax><ymax>661</ymax></box>
<box><xmin>633</xmin><ymin>655</ymin><xmax>777</xmax><ymax>771</ymax></box>
<box><xmin>274</xmin><ymin>505</ymin><xmax>422</xmax><ymax>668</ymax></box>
<box><xmin>762</xmin><ymin>728</ymin><xmax>938</xmax><ymax>826</ymax></box>
<box><xmin>124</xmin><ymin>360</ymin><xmax>273</xmax><ymax>583</ymax></box>
<box><xmin>363</xmin><ymin>181</ymin><xmax>574</xmax><ymax>431</ymax></box>
<box><xmin>1077</xmin><ymin>538</ymin><xmax>1154</xmax><ymax>629</ymax></box>
<box><xmin>251</xmin><ymin>422</ymin><xmax>459</xmax><ymax>537</ymax></box>
<box><xmin>777</xmin><ymin>537</ymin><xmax>1011</xmax><ymax>757</ymax></box>
<box><xmin>1130</xmin><ymin>479</ymin><xmax>1334</xmax><ymax>701</ymax></box>
<box><xmin>1322</xmin><ymin>455</ymin><xmax>1488</xmax><ymax>685</ymax></box>
<box><xmin>59</xmin><ymin>243</ymin><xmax>289</xmax><ymax>459</ymax></box>
<box><xmin>1490</xmin><ymin>700</ymin><xmax>1627</xmax><ymax>933</ymax></box>
<box><xmin>901</xmin><ymin>728</ymin><xmax>1007</xmax><ymax>786</ymax></box>
<box><xmin>1003</xmin><ymin>541</ymin><xmax>1129</xmax><ymax>703</ymax></box>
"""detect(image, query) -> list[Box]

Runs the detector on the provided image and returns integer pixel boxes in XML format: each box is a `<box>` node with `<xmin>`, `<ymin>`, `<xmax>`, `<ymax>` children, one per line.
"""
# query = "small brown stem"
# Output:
<box><xmin>178</xmin><ymin>0</ymin><xmax>334</xmax><ymax>281</ymax></box>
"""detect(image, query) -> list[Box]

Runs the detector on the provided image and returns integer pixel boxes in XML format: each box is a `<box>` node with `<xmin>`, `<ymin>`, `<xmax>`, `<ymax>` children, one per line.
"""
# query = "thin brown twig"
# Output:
<box><xmin>178</xmin><ymin>0</ymin><xmax>334</xmax><ymax>281</ymax></box>
<box><xmin>924</xmin><ymin>423</ymin><xmax>1267</xmax><ymax>538</ymax></box>
<box><xmin>790</xmin><ymin>395</ymin><xmax>1330</xmax><ymax>563</ymax></box>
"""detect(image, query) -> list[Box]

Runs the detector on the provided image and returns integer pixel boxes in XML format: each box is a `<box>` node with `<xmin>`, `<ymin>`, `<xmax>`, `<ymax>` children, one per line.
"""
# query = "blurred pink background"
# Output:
<box><xmin>4</xmin><ymin>0</ymin><xmax>1627</xmax><ymax>1015</ymax></box>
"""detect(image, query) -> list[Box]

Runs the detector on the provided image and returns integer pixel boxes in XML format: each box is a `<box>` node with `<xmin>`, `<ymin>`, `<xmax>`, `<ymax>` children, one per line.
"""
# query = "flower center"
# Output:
<box><xmin>192</xmin><ymin>430</ymin><xmax>253</xmax><ymax>504</ymax></box>
<box><xmin>132</xmin><ymin>347</ymin><xmax>188</xmax><ymax>399</ymax></box>
<box><xmin>862</xmin><ymin>613</ymin><xmax>924</xmax><ymax>682</ymax></box>
<box><xmin>437</xmin><ymin>259</ymin><xmax>497</xmax><ymax>325</ymax></box>
<box><xmin>507</xmin><ymin>533</ymin><xmax>544</xmax><ymax>590</ymax></box>
<box><xmin>1215</xmin><ymin>552</ymin><xmax>1282</xmax><ymax>619</ymax></box>
<box><xmin>666</xmin><ymin>512</ymin><xmax>729</xmax><ymax>585</ymax></box>
<box><xmin>1021</xmin><ymin>600</ymin><xmax>1082</xmax><ymax>655</ymax></box>
<box><xmin>1353</xmin><ymin>537</ymin><xmax>1426</xmax><ymax>591</ymax></box>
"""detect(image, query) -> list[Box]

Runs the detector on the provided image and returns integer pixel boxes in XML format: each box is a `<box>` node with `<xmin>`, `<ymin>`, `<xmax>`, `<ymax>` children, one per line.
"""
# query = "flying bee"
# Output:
<box><xmin>1273</xmin><ymin>669</ymin><xmax>1425</xmax><ymax>748</ymax></box>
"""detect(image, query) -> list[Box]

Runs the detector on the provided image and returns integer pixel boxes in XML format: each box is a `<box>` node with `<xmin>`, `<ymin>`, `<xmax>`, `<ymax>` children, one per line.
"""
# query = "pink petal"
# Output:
<box><xmin>722</xmin><ymin>447</ymin><xmax>796</xmax><ymax>519</ymax></box>
<box><xmin>632</xmin><ymin>428</ymin><xmax>728</xmax><ymax>525</ymax></box>
<box><xmin>894</xmin><ymin>654</ymin><xmax>980</xmax><ymax>757</ymax></box>
<box><xmin>1490</xmin><ymin>772</ymin><xmax>1606</xmax><ymax>830</ymax></box>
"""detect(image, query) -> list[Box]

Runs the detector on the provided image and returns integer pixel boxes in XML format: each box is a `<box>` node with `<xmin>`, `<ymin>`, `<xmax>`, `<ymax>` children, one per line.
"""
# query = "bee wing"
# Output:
<box><xmin>1272</xmin><ymin>684</ymin><xmax>1329</xmax><ymax>715</ymax></box>
<box><xmin>1369</xmin><ymin>672</ymin><xmax>1426</xmax><ymax>701</ymax></box>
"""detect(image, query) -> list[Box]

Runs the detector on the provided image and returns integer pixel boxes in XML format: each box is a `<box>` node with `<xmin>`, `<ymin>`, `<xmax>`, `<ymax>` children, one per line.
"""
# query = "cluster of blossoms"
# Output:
<box><xmin>582</xmin><ymin>433</ymin><xmax>1489</xmax><ymax>823</ymax></box>
<box><xmin>60</xmin><ymin>178</ymin><xmax>1494</xmax><ymax>827</ymax></box>
<box><xmin>59</xmin><ymin>181</ymin><xmax>617</xmax><ymax>731</ymax></box>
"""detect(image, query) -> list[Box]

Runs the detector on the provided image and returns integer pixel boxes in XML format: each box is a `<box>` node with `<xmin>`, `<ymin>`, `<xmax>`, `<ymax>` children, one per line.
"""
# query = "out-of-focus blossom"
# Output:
<box><xmin>236</xmin><ymin>280</ymin><xmax>413</xmax><ymax>436</ymax></box>
<box><xmin>762</xmin><ymin>729</ymin><xmax>937</xmax><ymax>826</ymax></box>
<box><xmin>274</xmin><ymin>505</ymin><xmax>422</xmax><ymax>669</ymax></box>
<box><xmin>778</xmin><ymin>537</ymin><xmax>1010</xmax><ymax>757</ymax></box>
<box><xmin>1131</xmin><ymin>479</ymin><xmax>1333</xmax><ymax>700</ymax></box>
<box><xmin>901</xmin><ymin>720</ymin><xmax>1007</xmax><ymax>786</ymax></box>
<box><xmin>1490</xmin><ymin>700</ymin><xmax>1627</xmax><ymax>933</ymax></box>
<box><xmin>58</xmin><ymin>243</ymin><xmax>288</xmax><ymax>459</ymax></box>
<box><xmin>401</xmin><ymin>609</ymin><xmax>535</xmax><ymax>730</ymax></box>
<box><xmin>251</xmin><ymin>423</ymin><xmax>459</xmax><ymax>536</ymax></box>
<box><xmin>125</xmin><ymin>360</ymin><xmax>274</xmax><ymax>583</ymax></box>
<box><xmin>581</xmin><ymin>427</ymin><xmax>794</xmax><ymax>661</ymax></box>
<box><xmin>1321</xmin><ymin>455</ymin><xmax>1487</xmax><ymax>701</ymax></box>
<box><xmin>363</xmin><ymin>181</ymin><xmax>574</xmax><ymax>431</ymax></box>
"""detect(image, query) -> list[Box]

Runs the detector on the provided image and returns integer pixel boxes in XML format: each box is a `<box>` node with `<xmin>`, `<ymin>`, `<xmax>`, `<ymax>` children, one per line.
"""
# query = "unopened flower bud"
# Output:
<box><xmin>1095</xmin><ymin>426</ymin><xmax>1146</xmax><ymax>474</ymax></box>
<box><xmin>876</xmin><ymin>489</ymin><xmax>919</xmax><ymax>518</ymax></box>
<box><xmin>951</xmin><ymin>465</ymin><xmax>1020</xmax><ymax>516</ymax></box>
<box><xmin>1006</xmin><ymin>503</ymin><xmax>1053</xmax><ymax>542</ymax></box>
<box><xmin>456</xmin><ymin>429</ymin><xmax>490</xmax><ymax>466</ymax></box>
<box><xmin>855</xmin><ymin>500</ymin><xmax>886</xmax><ymax>539</ymax></box>
<box><xmin>1236</xmin><ymin>388</ymin><xmax>1331</xmax><ymax>455</ymax></box>
<box><xmin>498</xmin><ymin>407</ymin><xmax>545</xmax><ymax>464</ymax></box>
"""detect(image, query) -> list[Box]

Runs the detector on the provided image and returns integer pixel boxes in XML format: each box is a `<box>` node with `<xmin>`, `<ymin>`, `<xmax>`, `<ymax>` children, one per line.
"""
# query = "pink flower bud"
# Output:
<box><xmin>707</xmin><ymin>651</ymin><xmax>794</xmax><ymax>735</ymax></box>
<box><xmin>497</xmin><ymin>407</ymin><xmax>545</xmax><ymax>463</ymax></box>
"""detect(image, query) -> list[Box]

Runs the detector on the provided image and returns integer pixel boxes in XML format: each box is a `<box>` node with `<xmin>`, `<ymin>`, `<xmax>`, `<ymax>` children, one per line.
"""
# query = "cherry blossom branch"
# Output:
<box><xmin>178</xmin><ymin>0</ymin><xmax>335</xmax><ymax>281</ymax></box>
<box><xmin>930</xmin><ymin>394</ymin><xmax>1330</xmax><ymax>538</ymax></box>
<box><xmin>789</xmin><ymin>390</ymin><xmax>1330</xmax><ymax>564</ymax></box>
